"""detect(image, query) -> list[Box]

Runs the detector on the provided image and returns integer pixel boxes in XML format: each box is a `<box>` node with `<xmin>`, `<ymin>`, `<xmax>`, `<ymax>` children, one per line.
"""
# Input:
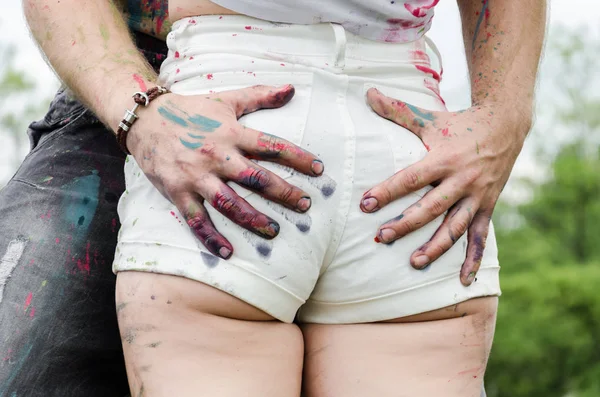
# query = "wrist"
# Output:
<box><xmin>474</xmin><ymin>97</ymin><xmax>534</xmax><ymax>141</ymax></box>
<box><xmin>105</xmin><ymin>74</ymin><xmax>159</xmax><ymax>134</ymax></box>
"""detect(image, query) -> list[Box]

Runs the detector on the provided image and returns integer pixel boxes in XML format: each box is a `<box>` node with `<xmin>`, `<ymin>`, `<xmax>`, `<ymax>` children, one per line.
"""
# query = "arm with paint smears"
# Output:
<box><xmin>362</xmin><ymin>0</ymin><xmax>547</xmax><ymax>285</ymax></box>
<box><xmin>24</xmin><ymin>0</ymin><xmax>324</xmax><ymax>259</ymax></box>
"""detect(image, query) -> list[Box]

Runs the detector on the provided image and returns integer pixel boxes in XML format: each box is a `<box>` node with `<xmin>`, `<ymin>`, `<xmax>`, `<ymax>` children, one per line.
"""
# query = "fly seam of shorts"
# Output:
<box><xmin>320</xmin><ymin>74</ymin><xmax>356</xmax><ymax>271</ymax></box>
<box><xmin>330</xmin><ymin>23</ymin><xmax>347</xmax><ymax>71</ymax></box>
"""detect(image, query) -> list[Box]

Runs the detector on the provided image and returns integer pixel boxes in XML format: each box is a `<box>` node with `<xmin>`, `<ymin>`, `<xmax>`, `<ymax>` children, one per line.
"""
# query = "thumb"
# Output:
<box><xmin>366</xmin><ymin>87</ymin><xmax>437</xmax><ymax>138</ymax></box>
<box><xmin>217</xmin><ymin>84</ymin><xmax>296</xmax><ymax>118</ymax></box>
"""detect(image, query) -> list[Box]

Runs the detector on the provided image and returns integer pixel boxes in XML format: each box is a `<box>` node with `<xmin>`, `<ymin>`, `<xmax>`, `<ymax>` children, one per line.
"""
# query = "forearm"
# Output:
<box><xmin>457</xmin><ymin>0</ymin><xmax>547</xmax><ymax>134</ymax></box>
<box><xmin>24</xmin><ymin>0</ymin><xmax>159</xmax><ymax>133</ymax></box>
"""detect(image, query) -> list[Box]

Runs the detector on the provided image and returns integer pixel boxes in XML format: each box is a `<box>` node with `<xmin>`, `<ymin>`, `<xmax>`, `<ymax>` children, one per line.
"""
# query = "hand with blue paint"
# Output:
<box><xmin>126</xmin><ymin>84</ymin><xmax>324</xmax><ymax>259</ymax></box>
<box><xmin>361</xmin><ymin>88</ymin><xmax>530</xmax><ymax>286</ymax></box>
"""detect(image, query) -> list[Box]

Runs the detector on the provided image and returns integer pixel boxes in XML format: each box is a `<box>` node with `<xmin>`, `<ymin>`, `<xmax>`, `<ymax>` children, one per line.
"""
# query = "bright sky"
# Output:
<box><xmin>0</xmin><ymin>0</ymin><xmax>598</xmax><ymax>183</ymax></box>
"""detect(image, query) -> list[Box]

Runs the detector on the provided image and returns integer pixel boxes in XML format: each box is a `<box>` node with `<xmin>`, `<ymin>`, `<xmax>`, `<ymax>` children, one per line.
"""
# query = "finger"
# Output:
<box><xmin>367</xmin><ymin>87</ymin><xmax>438</xmax><ymax>137</ymax></box>
<box><xmin>237</xmin><ymin>127</ymin><xmax>324</xmax><ymax>176</ymax></box>
<box><xmin>176</xmin><ymin>195</ymin><xmax>234</xmax><ymax>259</ymax></box>
<box><xmin>360</xmin><ymin>158</ymin><xmax>443</xmax><ymax>213</ymax></box>
<box><xmin>374</xmin><ymin>182</ymin><xmax>460</xmax><ymax>244</ymax></box>
<box><xmin>195</xmin><ymin>175</ymin><xmax>280</xmax><ymax>239</ymax></box>
<box><xmin>217</xmin><ymin>84</ymin><xmax>296</xmax><ymax>118</ymax></box>
<box><xmin>226</xmin><ymin>157</ymin><xmax>312</xmax><ymax>213</ymax></box>
<box><xmin>409</xmin><ymin>199</ymin><xmax>477</xmax><ymax>269</ymax></box>
<box><xmin>460</xmin><ymin>211</ymin><xmax>492</xmax><ymax>286</ymax></box>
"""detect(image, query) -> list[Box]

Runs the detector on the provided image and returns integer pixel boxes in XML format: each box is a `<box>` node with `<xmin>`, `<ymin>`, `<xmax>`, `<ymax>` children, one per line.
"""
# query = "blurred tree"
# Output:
<box><xmin>486</xmin><ymin>27</ymin><xmax>600</xmax><ymax>397</ymax></box>
<box><xmin>0</xmin><ymin>43</ymin><xmax>52</xmax><ymax>186</ymax></box>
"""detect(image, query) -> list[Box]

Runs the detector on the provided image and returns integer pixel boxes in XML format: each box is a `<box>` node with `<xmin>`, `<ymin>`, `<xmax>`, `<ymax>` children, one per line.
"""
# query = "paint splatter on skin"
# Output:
<box><xmin>211</xmin><ymin>188</ymin><xmax>279</xmax><ymax>239</ymax></box>
<box><xmin>132</xmin><ymin>73</ymin><xmax>147</xmax><ymax>91</ymax></box>
<box><xmin>157</xmin><ymin>101</ymin><xmax>222</xmax><ymax>150</ymax></box>
<box><xmin>123</xmin><ymin>0</ymin><xmax>171</xmax><ymax>39</ymax></box>
<box><xmin>471</xmin><ymin>0</ymin><xmax>490</xmax><ymax>51</ymax></box>
<box><xmin>235</xmin><ymin>168</ymin><xmax>270</xmax><ymax>193</ymax></box>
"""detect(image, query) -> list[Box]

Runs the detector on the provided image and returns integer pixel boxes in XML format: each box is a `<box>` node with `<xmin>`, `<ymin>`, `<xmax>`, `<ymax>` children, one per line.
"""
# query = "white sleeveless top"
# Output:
<box><xmin>209</xmin><ymin>0</ymin><xmax>439</xmax><ymax>43</ymax></box>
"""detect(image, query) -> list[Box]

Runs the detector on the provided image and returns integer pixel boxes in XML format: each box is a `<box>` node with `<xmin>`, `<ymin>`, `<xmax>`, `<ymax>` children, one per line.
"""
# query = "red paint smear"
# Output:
<box><xmin>206</xmin><ymin>73</ymin><xmax>213</xmax><ymax>80</ymax></box>
<box><xmin>245</xmin><ymin>25</ymin><xmax>252</xmax><ymax>30</ymax></box>
<box><xmin>424</xmin><ymin>79</ymin><xmax>446</xmax><ymax>106</ymax></box>
<box><xmin>411</xmin><ymin>50</ymin><xmax>430</xmax><ymax>62</ymax></box>
<box><xmin>415</xmin><ymin>65</ymin><xmax>441</xmax><ymax>82</ymax></box>
<box><xmin>30</xmin><ymin>307</ymin><xmax>36</xmax><ymax>318</ymax></box>
<box><xmin>175</xmin><ymin>51</ymin><xmax>180</xmax><ymax>58</ymax></box>
<box><xmin>132</xmin><ymin>74</ymin><xmax>147</xmax><ymax>91</ymax></box>
<box><xmin>55</xmin><ymin>238</ymin><xmax>60</xmax><ymax>243</ymax></box>
<box><xmin>189</xmin><ymin>56</ymin><xmax>194</xmax><ymax>60</ymax></box>
<box><xmin>189</xmin><ymin>19</ymin><xmax>196</xmax><ymax>24</ymax></box>
<box><xmin>484</xmin><ymin>7</ymin><xmax>490</xmax><ymax>21</ymax></box>
<box><xmin>24</xmin><ymin>292</ymin><xmax>33</xmax><ymax>311</ymax></box>
<box><xmin>404</xmin><ymin>0</ymin><xmax>440</xmax><ymax>18</ymax></box>
<box><xmin>71</xmin><ymin>40</ymin><xmax>76</xmax><ymax>46</ymax></box>
<box><xmin>374</xmin><ymin>236</ymin><xmax>381</xmax><ymax>243</ymax></box>
<box><xmin>280</xmin><ymin>63</ymin><xmax>286</xmax><ymax>66</ymax></box>
<box><xmin>424</xmin><ymin>143</ymin><xmax>431</xmax><ymax>151</ymax></box>
<box><xmin>442</xmin><ymin>128</ymin><xmax>450</xmax><ymax>137</ymax></box>
<box><xmin>176</xmin><ymin>68</ymin><xmax>180</xmax><ymax>74</ymax></box>
<box><xmin>76</xmin><ymin>242</ymin><xmax>91</xmax><ymax>275</ymax></box>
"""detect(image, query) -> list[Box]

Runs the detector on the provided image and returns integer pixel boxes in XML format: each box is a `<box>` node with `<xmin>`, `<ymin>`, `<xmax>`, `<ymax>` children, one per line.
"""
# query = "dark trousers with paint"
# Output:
<box><xmin>0</xmin><ymin>33</ymin><xmax>165</xmax><ymax>397</ymax></box>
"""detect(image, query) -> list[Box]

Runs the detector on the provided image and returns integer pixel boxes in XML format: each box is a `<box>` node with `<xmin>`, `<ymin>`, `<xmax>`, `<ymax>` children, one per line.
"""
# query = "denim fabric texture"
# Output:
<box><xmin>0</xmin><ymin>32</ymin><xmax>165</xmax><ymax>396</ymax></box>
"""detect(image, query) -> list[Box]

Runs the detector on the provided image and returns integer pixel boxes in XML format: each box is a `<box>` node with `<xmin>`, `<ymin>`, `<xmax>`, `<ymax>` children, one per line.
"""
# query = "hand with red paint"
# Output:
<box><xmin>127</xmin><ymin>84</ymin><xmax>323</xmax><ymax>260</ymax></box>
<box><xmin>361</xmin><ymin>87</ymin><xmax>529</xmax><ymax>285</ymax></box>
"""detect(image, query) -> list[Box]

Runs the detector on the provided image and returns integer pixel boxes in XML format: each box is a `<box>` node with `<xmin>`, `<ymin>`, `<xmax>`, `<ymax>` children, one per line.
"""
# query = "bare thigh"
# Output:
<box><xmin>115</xmin><ymin>271</ymin><xmax>304</xmax><ymax>397</ymax></box>
<box><xmin>301</xmin><ymin>297</ymin><xmax>498</xmax><ymax>397</ymax></box>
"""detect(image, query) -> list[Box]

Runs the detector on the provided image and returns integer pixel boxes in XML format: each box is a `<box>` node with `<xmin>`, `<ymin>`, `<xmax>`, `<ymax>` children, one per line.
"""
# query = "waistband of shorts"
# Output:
<box><xmin>166</xmin><ymin>15</ymin><xmax>442</xmax><ymax>74</ymax></box>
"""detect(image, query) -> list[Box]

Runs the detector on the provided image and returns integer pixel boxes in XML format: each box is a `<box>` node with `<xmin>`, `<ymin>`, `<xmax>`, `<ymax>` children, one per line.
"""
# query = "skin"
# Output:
<box><xmin>362</xmin><ymin>0</ymin><xmax>547</xmax><ymax>285</ymax></box>
<box><xmin>24</xmin><ymin>0</ymin><xmax>323</xmax><ymax>259</ymax></box>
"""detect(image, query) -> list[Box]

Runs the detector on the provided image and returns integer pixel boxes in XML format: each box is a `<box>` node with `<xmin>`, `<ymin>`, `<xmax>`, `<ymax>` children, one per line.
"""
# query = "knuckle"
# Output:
<box><xmin>451</xmin><ymin>218</ymin><xmax>470</xmax><ymax>236</ymax></box>
<box><xmin>213</xmin><ymin>192</ymin><xmax>236</xmax><ymax>212</ymax></box>
<box><xmin>427</xmin><ymin>198</ymin><xmax>447</xmax><ymax>216</ymax></box>
<box><xmin>402</xmin><ymin>170</ymin><xmax>421</xmax><ymax>191</ymax></box>
<box><xmin>241</xmin><ymin>169</ymin><xmax>270</xmax><ymax>192</ymax></box>
<box><xmin>278</xmin><ymin>185</ymin><xmax>295</xmax><ymax>203</ymax></box>
<box><xmin>397</xmin><ymin>218</ymin><xmax>417</xmax><ymax>236</ymax></box>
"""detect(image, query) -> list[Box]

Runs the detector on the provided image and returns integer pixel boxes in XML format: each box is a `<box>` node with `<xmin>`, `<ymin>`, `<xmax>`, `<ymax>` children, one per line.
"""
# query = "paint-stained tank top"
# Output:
<box><xmin>209</xmin><ymin>0</ymin><xmax>440</xmax><ymax>43</ymax></box>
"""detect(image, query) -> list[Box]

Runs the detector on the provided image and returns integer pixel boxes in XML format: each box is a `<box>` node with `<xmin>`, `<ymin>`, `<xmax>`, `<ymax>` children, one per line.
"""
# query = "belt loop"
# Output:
<box><xmin>330</xmin><ymin>23</ymin><xmax>347</xmax><ymax>70</ymax></box>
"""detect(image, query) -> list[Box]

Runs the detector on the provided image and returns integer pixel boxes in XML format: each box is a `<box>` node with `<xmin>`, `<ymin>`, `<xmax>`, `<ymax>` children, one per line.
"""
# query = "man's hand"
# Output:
<box><xmin>361</xmin><ymin>87</ymin><xmax>529</xmax><ymax>285</ymax></box>
<box><xmin>128</xmin><ymin>84</ymin><xmax>323</xmax><ymax>260</ymax></box>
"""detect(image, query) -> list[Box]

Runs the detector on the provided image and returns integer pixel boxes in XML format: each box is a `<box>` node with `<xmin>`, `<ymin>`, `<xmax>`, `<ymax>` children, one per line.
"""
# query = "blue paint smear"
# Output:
<box><xmin>471</xmin><ymin>0</ymin><xmax>489</xmax><ymax>51</ymax></box>
<box><xmin>61</xmin><ymin>171</ymin><xmax>100</xmax><ymax>240</ymax></box>
<box><xmin>0</xmin><ymin>344</ymin><xmax>34</xmax><ymax>397</ymax></box>
<box><xmin>187</xmin><ymin>133</ymin><xmax>205</xmax><ymax>139</ymax></box>
<box><xmin>187</xmin><ymin>114</ymin><xmax>222</xmax><ymax>132</ymax></box>
<box><xmin>406</xmin><ymin>103</ymin><xmax>435</xmax><ymax>121</ymax></box>
<box><xmin>158</xmin><ymin>107</ymin><xmax>188</xmax><ymax>127</ymax></box>
<box><xmin>180</xmin><ymin>138</ymin><xmax>203</xmax><ymax>150</ymax></box>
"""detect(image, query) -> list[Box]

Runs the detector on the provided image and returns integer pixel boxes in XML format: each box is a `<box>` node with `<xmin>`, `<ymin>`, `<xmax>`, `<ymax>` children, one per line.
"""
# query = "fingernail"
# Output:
<box><xmin>219</xmin><ymin>247</ymin><xmax>232</xmax><ymax>259</ymax></box>
<box><xmin>413</xmin><ymin>255</ymin><xmax>430</xmax><ymax>268</ymax></box>
<box><xmin>297</xmin><ymin>197</ymin><xmax>311</xmax><ymax>212</ymax></box>
<box><xmin>269</xmin><ymin>221</ymin><xmax>280</xmax><ymax>236</ymax></box>
<box><xmin>467</xmin><ymin>271</ymin><xmax>477</xmax><ymax>284</ymax></box>
<box><xmin>311</xmin><ymin>160</ymin><xmax>324</xmax><ymax>175</ymax></box>
<box><xmin>378</xmin><ymin>228</ymin><xmax>396</xmax><ymax>243</ymax></box>
<box><xmin>361</xmin><ymin>197</ymin><xmax>379</xmax><ymax>212</ymax></box>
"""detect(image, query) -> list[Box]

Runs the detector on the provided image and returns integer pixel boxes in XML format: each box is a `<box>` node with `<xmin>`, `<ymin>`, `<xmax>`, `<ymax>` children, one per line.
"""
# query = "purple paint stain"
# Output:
<box><xmin>256</xmin><ymin>243</ymin><xmax>272</xmax><ymax>258</ymax></box>
<box><xmin>201</xmin><ymin>251</ymin><xmax>219</xmax><ymax>268</ymax></box>
<box><xmin>321</xmin><ymin>185</ymin><xmax>336</xmax><ymax>197</ymax></box>
<box><xmin>296</xmin><ymin>222</ymin><xmax>310</xmax><ymax>233</ymax></box>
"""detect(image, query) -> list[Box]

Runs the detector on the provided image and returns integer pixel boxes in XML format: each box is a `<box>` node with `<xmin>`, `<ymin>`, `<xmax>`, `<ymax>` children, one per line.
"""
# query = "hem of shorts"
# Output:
<box><xmin>113</xmin><ymin>241</ymin><xmax>305</xmax><ymax>323</ymax></box>
<box><xmin>297</xmin><ymin>265</ymin><xmax>501</xmax><ymax>324</ymax></box>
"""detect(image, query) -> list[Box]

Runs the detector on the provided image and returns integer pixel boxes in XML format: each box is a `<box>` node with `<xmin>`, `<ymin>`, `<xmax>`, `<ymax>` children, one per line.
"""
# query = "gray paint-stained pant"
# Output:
<box><xmin>0</xmin><ymin>87</ymin><xmax>130</xmax><ymax>396</ymax></box>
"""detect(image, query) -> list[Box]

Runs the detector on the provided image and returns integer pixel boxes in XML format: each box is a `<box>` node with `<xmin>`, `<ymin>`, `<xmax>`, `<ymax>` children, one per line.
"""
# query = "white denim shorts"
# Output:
<box><xmin>113</xmin><ymin>15</ymin><xmax>501</xmax><ymax>324</ymax></box>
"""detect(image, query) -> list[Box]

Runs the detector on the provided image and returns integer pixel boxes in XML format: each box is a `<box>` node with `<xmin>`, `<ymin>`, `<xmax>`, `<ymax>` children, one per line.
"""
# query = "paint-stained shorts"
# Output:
<box><xmin>113</xmin><ymin>16</ymin><xmax>501</xmax><ymax>324</ymax></box>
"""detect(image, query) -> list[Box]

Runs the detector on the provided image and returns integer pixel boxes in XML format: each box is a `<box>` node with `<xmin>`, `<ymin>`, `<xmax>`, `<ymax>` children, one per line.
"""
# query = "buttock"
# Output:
<box><xmin>113</xmin><ymin>15</ymin><xmax>500</xmax><ymax>324</ymax></box>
